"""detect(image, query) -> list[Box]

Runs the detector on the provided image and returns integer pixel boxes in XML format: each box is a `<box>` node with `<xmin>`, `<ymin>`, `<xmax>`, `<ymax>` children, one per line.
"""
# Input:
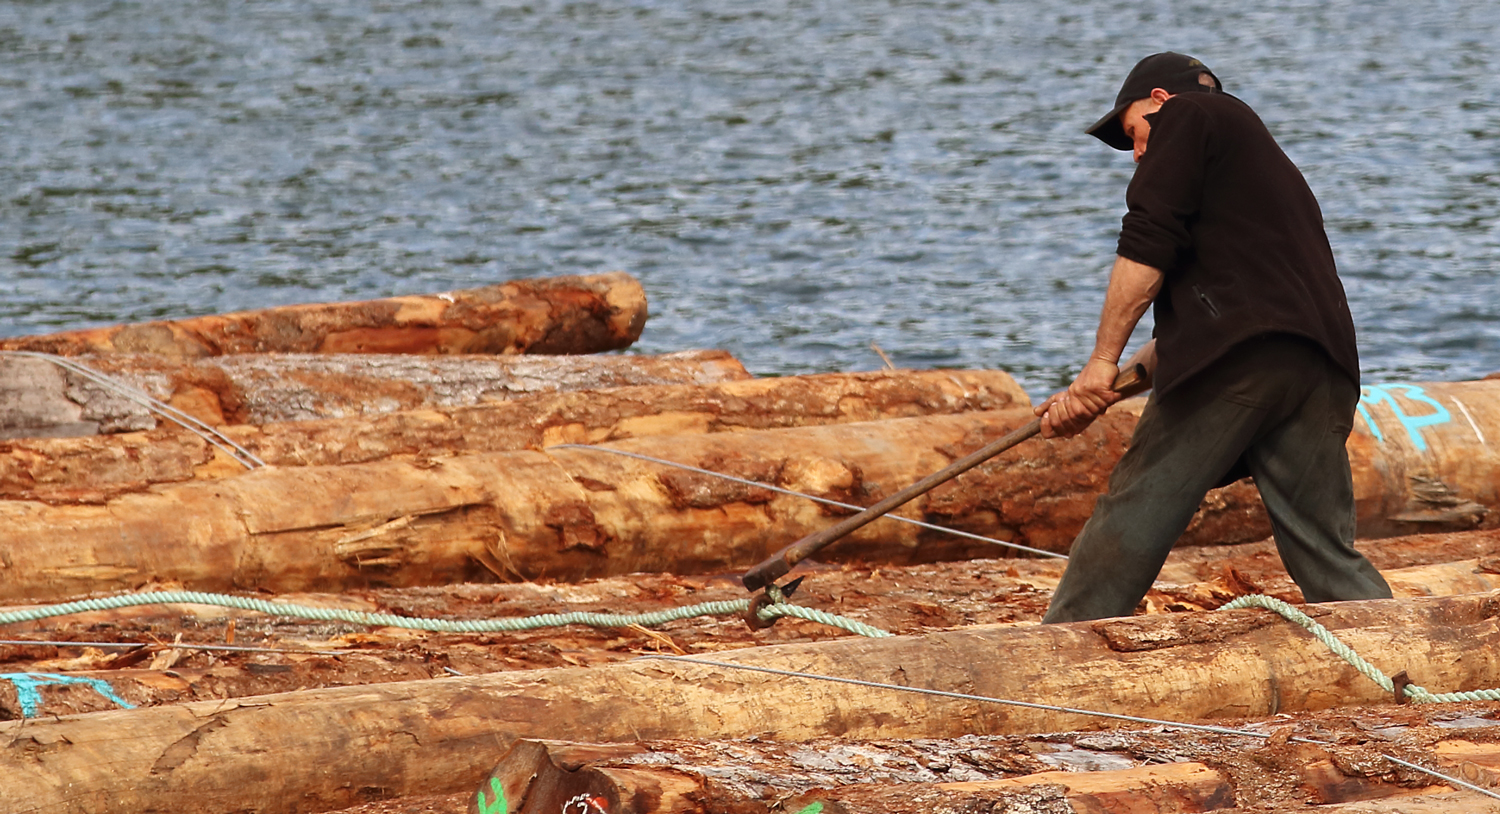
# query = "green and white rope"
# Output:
<box><xmin>0</xmin><ymin>590</ymin><xmax>891</xmax><ymax>638</ymax></box>
<box><xmin>1222</xmin><ymin>594</ymin><xmax>1500</xmax><ymax>704</ymax></box>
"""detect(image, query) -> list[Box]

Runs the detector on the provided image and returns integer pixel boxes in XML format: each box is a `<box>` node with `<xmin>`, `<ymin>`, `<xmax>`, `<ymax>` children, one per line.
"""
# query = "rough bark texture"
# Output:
<box><xmin>3</xmin><ymin>593</ymin><xmax>1499</xmax><ymax>814</ymax></box>
<box><xmin>0</xmin><ymin>349</ymin><xmax>749</xmax><ymax>435</ymax></box>
<box><xmin>0</xmin><ymin>271</ymin><xmax>648</xmax><ymax>359</ymax></box>
<box><xmin>4</xmin><ymin>382</ymin><xmax>1500</xmax><ymax>598</ymax></box>
<box><xmin>0</xmin><ymin>369</ymin><xmax>1027</xmax><ymax>503</ymax></box>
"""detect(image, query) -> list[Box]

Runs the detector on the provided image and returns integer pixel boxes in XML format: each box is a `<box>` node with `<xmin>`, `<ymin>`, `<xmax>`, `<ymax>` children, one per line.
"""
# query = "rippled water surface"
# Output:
<box><xmin>1</xmin><ymin>0</ymin><xmax>1496</xmax><ymax>398</ymax></box>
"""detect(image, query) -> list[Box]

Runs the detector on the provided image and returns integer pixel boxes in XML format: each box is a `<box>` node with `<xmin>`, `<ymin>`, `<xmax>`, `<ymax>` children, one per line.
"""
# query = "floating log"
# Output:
<box><xmin>0</xmin><ymin>369</ymin><xmax>1026</xmax><ymax>502</ymax></box>
<box><xmin>3</xmin><ymin>592</ymin><xmax>1498</xmax><ymax>814</ymax></box>
<box><xmin>4</xmin><ymin>382</ymin><xmax>1500</xmax><ymax>597</ymax></box>
<box><xmin>0</xmin><ymin>348</ymin><xmax>748</xmax><ymax>436</ymax></box>
<box><xmin>0</xmin><ymin>271</ymin><xmax>648</xmax><ymax>359</ymax></box>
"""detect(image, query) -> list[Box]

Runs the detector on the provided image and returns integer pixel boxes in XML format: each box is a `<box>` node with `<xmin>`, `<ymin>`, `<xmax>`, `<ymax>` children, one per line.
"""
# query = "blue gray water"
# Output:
<box><xmin>1</xmin><ymin>1</ymin><xmax>1496</xmax><ymax>400</ymax></box>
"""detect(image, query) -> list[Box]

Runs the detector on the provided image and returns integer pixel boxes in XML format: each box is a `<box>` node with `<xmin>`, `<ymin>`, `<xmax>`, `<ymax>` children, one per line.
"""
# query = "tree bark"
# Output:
<box><xmin>0</xmin><ymin>348</ymin><xmax>748</xmax><ymax>435</ymax></box>
<box><xmin>3</xmin><ymin>383</ymin><xmax>1500</xmax><ymax>598</ymax></box>
<box><xmin>0</xmin><ymin>271</ymin><xmax>648</xmax><ymax>359</ymax></box>
<box><xmin>2</xmin><ymin>593</ymin><xmax>1498</xmax><ymax>814</ymax></box>
<box><xmin>0</xmin><ymin>369</ymin><xmax>1027</xmax><ymax>503</ymax></box>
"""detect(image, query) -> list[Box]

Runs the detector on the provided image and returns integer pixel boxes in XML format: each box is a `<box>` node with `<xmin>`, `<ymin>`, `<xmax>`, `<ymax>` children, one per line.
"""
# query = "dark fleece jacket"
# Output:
<box><xmin>1116</xmin><ymin>91</ymin><xmax>1359</xmax><ymax>395</ymax></box>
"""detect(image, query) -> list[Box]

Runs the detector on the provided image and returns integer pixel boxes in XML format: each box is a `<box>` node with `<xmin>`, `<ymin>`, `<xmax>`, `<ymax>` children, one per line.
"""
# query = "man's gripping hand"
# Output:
<box><xmin>1035</xmin><ymin>358</ymin><xmax>1123</xmax><ymax>439</ymax></box>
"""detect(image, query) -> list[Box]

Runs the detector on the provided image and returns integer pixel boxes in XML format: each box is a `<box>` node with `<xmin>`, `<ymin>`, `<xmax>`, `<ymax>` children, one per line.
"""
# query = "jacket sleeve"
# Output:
<box><xmin>1116</xmin><ymin>97</ymin><xmax>1212</xmax><ymax>274</ymax></box>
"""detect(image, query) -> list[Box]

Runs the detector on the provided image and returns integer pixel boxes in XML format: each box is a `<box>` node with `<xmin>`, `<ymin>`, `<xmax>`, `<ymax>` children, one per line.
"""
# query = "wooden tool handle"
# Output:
<box><xmin>741</xmin><ymin>354</ymin><xmax>1153</xmax><ymax>593</ymax></box>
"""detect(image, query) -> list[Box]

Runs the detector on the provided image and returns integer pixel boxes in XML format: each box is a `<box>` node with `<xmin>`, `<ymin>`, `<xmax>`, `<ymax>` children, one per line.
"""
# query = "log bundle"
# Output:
<box><xmin>3</xmin><ymin>380</ymin><xmax>1500</xmax><ymax>598</ymax></box>
<box><xmin>0</xmin><ymin>368</ymin><xmax>1027</xmax><ymax>502</ymax></box>
<box><xmin>0</xmin><ymin>271</ymin><xmax>648</xmax><ymax>359</ymax></box>
<box><xmin>3</xmin><ymin>592</ymin><xmax>1498</xmax><ymax>813</ymax></box>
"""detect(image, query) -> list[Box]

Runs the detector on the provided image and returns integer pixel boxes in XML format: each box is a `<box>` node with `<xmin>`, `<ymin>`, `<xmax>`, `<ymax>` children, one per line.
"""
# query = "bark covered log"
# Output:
<box><xmin>0</xmin><ymin>348</ymin><xmax>748</xmax><ymax>435</ymax></box>
<box><xmin>0</xmin><ymin>369</ymin><xmax>1026</xmax><ymax>503</ymax></box>
<box><xmin>0</xmin><ymin>271</ymin><xmax>648</xmax><ymax>359</ymax></box>
<box><xmin>3</xmin><ymin>593</ymin><xmax>1499</xmax><ymax>814</ymax></box>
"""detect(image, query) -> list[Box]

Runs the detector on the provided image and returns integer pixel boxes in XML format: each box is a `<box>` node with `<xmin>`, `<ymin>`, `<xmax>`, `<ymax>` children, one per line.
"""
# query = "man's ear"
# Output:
<box><xmin>1149</xmin><ymin>87</ymin><xmax>1173</xmax><ymax>104</ymax></box>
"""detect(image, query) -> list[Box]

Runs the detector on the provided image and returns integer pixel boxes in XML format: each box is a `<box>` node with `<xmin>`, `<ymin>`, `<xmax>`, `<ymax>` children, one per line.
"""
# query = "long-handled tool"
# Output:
<box><xmin>740</xmin><ymin>346</ymin><xmax>1156</xmax><ymax>595</ymax></box>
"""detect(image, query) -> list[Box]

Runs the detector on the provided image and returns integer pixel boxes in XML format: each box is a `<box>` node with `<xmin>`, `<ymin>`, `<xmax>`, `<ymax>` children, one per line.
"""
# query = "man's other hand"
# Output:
<box><xmin>1035</xmin><ymin>358</ymin><xmax>1123</xmax><ymax>438</ymax></box>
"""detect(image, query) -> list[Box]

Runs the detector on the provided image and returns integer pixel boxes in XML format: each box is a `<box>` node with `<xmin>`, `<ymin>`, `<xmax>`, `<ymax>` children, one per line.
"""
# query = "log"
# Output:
<box><xmin>3</xmin><ymin>592</ymin><xmax>1498</xmax><ymax>814</ymax></box>
<box><xmin>4</xmin><ymin>383</ymin><xmax>1500</xmax><ymax>597</ymax></box>
<box><xmin>0</xmin><ymin>271</ymin><xmax>648</xmax><ymax>359</ymax></box>
<box><xmin>0</xmin><ymin>369</ymin><xmax>1027</xmax><ymax>502</ymax></box>
<box><xmin>8</xmin><ymin>549</ymin><xmax>1500</xmax><ymax>720</ymax></box>
<box><xmin>479</xmin><ymin>739</ymin><xmax>1236</xmax><ymax>814</ymax></box>
<box><xmin>0</xmin><ymin>348</ymin><xmax>749</xmax><ymax>435</ymax></box>
<box><xmin>0</xmin><ymin>407</ymin><xmax>1127</xmax><ymax>599</ymax></box>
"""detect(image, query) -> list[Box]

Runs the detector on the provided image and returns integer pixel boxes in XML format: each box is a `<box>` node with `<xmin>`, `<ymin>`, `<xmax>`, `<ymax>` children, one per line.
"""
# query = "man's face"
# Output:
<box><xmin>1119</xmin><ymin>95</ymin><xmax>1166</xmax><ymax>163</ymax></box>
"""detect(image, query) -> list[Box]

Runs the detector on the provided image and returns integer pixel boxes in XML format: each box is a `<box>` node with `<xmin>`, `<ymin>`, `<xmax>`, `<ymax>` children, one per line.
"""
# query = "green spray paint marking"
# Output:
<box><xmin>794</xmin><ymin>804</ymin><xmax>824</xmax><ymax>814</ymax></box>
<box><xmin>476</xmin><ymin>776</ymin><xmax>507</xmax><ymax>814</ymax></box>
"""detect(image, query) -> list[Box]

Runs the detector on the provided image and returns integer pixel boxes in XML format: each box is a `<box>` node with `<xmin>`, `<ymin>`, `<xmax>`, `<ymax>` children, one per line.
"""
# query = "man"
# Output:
<box><xmin>1036</xmin><ymin>52</ymin><xmax>1392</xmax><ymax>623</ymax></box>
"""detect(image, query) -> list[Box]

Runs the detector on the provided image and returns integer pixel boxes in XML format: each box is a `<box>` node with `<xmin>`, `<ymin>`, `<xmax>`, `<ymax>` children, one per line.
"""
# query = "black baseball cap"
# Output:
<box><xmin>1086</xmin><ymin>52</ymin><xmax>1222</xmax><ymax>150</ymax></box>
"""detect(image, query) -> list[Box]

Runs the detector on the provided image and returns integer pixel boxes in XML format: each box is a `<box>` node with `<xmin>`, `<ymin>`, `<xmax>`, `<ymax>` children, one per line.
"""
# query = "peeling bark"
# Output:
<box><xmin>0</xmin><ymin>271</ymin><xmax>648</xmax><ymax>359</ymax></box>
<box><xmin>0</xmin><ymin>369</ymin><xmax>1026</xmax><ymax>503</ymax></box>
<box><xmin>0</xmin><ymin>349</ymin><xmax>749</xmax><ymax>435</ymax></box>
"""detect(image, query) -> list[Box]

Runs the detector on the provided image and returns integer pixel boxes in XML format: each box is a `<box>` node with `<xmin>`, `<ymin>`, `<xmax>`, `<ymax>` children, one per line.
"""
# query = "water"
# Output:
<box><xmin>1</xmin><ymin>0</ymin><xmax>1497</xmax><ymax>400</ymax></box>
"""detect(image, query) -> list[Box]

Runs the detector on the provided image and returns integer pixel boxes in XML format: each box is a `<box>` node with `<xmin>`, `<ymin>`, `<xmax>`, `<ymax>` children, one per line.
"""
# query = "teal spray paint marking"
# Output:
<box><xmin>475</xmin><ymin>776</ymin><xmax>507</xmax><ymax>814</ymax></box>
<box><xmin>1357</xmin><ymin>384</ymin><xmax>1452</xmax><ymax>452</ymax></box>
<box><xmin>794</xmin><ymin>804</ymin><xmax>824</xmax><ymax>814</ymax></box>
<box><xmin>1</xmin><ymin>673</ymin><xmax>135</xmax><ymax>718</ymax></box>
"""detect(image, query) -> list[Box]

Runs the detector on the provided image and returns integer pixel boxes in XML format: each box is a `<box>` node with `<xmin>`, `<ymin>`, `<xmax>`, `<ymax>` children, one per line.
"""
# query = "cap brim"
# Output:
<box><xmin>1085</xmin><ymin>101</ymin><xmax>1134</xmax><ymax>151</ymax></box>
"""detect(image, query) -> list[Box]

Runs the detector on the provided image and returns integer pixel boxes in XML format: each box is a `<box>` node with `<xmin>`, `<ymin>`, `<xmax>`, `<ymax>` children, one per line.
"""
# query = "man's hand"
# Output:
<box><xmin>1035</xmin><ymin>358</ymin><xmax>1123</xmax><ymax>438</ymax></box>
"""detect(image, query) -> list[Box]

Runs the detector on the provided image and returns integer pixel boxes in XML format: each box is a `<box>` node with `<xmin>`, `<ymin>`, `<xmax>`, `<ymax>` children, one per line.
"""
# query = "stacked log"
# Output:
<box><xmin>0</xmin><ymin>271</ymin><xmax>648</xmax><ymax>358</ymax></box>
<box><xmin>0</xmin><ymin>407</ymin><xmax>1117</xmax><ymax>599</ymax></box>
<box><xmin>3</xmin><ymin>592</ymin><xmax>1497</xmax><ymax>813</ymax></box>
<box><xmin>3</xmin><ymin>381</ymin><xmax>1500</xmax><ymax>598</ymax></box>
<box><xmin>0</xmin><ymin>348</ymin><xmax>749</xmax><ymax>435</ymax></box>
<box><xmin>0</xmin><ymin>368</ymin><xmax>1027</xmax><ymax>502</ymax></box>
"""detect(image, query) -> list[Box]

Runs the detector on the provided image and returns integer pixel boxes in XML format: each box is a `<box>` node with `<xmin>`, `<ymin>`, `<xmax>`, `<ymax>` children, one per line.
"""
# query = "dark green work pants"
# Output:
<box><xmin>1042</xmin><ymin>333</ymin><xmax>1392</xmax><ymax>623</ymax></box>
